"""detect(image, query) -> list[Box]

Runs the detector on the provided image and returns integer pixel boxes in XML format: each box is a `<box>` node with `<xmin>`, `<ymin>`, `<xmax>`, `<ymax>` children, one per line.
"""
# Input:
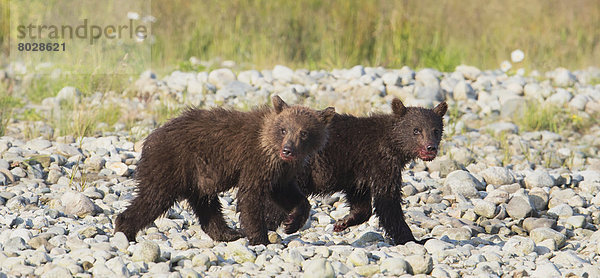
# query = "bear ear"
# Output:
<box><xmin>318</xmin><ymin>107</ymin><xmax>336</xmax><ymax>124</ymax></box>
<box><xmin>433</xmin><ymin>101</ymin><xmax>448</xmax><ymax>117</ymax></box>
<box><xmin>272</xmin><ymin>95</ymin><xmax>289</xmax><ymax>114</ymax></box>
<box><xmin>391</xmin><ymin>98</ymin><xmax>407</xmax><ymax>116</ymax></box>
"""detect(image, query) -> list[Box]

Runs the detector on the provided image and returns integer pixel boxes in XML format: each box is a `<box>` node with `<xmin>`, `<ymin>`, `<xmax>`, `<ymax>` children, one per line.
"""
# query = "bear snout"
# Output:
<box><xmin>280</xmin><ymin>144</ymin><xmax>297</xmax><ymax>161</ymax></box>
<box><xmin>418</xmin><ymin>144</ymin><xmax>438</xmax><ymax>161</ymax></box>
<box><xmin>426</xmin><ymin>144</ymin><xmax>437</xmax><ymax>152</ymax></box>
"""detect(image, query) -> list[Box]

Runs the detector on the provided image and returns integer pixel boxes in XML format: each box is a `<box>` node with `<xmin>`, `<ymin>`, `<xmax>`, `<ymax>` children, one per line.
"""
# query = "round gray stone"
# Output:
<box><xmin>506</xmin><ymin>196</ymin><xmax>533</xmax><ymax>219</ymax></box>
<box><xmin>405</xmin><ymin>254</ymin><xmax>433</xmax><ymax>275</ymax></box>
<box><xmin>525</xmin><ymin>169</ymin><xmax>555</xmax><ymax>188</ymax></box>
<box><xmin>132</xmin><ymin>240</ymin><xmax>161</xmax><ymax>263</ymax></box>
<box><xmin>502</xmin><ymin>235</ymin><xmax>535</xmax><ymax>256</ymax></box>
<box><xmin>208</xmin><ymin>68</ymin><xmax>236</xmax><ymax>89</ymax></box>
<box><xmin>480</xmin><ymin>167</ymin><xmax>515</xmax><ymax>186</ymax></box>
<box><xmin>443</xmin><ymin>170</ymin><xmax>482</xmax><ymax>198</ymax></box>
<box><xmin>302</xmin><ymin>258</ymin><xmax>335</xmax><ymax>278</ymax></box>
<box><xmin>530</xmin><ymin>227</ymin><xmax>566</xmax><ymax>248</ymax></box>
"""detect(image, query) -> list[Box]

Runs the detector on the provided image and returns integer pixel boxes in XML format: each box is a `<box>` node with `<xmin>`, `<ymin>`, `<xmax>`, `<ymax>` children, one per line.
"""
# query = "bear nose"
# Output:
<box><xmin>426</xmin><ymin>145</ymin><xmax>437</xmax><ymax>152</ymax></box>
<box><xmin>282</xmin><ymin>146</ymin><xmax>294</xmax><ymax>156</ymax></box>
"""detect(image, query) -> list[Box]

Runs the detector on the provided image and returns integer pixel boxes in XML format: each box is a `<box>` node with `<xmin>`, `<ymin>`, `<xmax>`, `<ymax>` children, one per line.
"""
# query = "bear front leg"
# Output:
<box><xmin>262</xmin><ymin>197</ymin><xmax>288</xmax><ymax>231</ymax></box>
<box><xmin>115</xmin><ymin>187</ymin><xmax>176</xmax><ymax>241</ymax></box>
<box><xmin>237</xmin><ymin>185</ymin><xmax>269</xmax><ymax>245</ymax></box>
<box><xmin>372</xmin><ymin>189</ymin><xmax>420</xmax><ymax>245</ymax></box>
<box><xmin>187</xmin><ymin>193</ymin><xmax>242</xmax><ymax>242</ymax></box>
<box><xmin>270</xmin><ymin>182</ymin><xmax>310</xmax><ymax>234</ymax></box>
<box><xmin>333</xmin><ymin>191</ymin><xmax>372</xmax><ymax>232</ymax></box>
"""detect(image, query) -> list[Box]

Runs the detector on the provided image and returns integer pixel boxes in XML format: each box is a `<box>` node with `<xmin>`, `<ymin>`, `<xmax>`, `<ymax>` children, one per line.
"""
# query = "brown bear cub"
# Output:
<box><xmin>115</xmin><ymin>96</ymin><xmax>335</xmax><ymax>245</ymax></box>
<box><xmin>265</xmin><ymin>98</ymin><xmax>447</xmax><ymax>245</ymax></box>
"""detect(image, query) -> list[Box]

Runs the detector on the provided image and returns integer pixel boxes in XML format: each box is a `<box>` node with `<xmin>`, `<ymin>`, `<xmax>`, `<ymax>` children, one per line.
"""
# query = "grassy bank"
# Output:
<box><xmin>1</xmin><ymin>0</ymin><xmax>599</xmax><ymax>73</ymax></box>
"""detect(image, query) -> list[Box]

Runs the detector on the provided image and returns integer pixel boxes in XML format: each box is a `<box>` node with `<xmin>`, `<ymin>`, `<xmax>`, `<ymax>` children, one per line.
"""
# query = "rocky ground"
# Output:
<box><xmin>1</xmin><ymin>63</ymin><xmax>600</xmax><ymax>277</ymax></box>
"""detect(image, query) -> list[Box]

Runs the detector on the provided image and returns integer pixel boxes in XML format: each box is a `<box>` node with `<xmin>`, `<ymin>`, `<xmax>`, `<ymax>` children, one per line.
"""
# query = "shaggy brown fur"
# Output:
<box><xmin>265</xmin><ymin>98</ymin><xmax>447</xmax><ymax>245</ymax></box>
<box><xmin>115</xmin><ymin>96</ymin><xmax>335</xmax><ymax>245</ymax></box>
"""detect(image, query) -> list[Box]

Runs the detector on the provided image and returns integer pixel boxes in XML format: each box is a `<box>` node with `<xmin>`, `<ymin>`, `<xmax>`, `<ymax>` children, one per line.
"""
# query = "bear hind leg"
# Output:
<box><xmin>187</xmin><ymin>193</ymin><xmax>242</xmax><ymax>242</ymax></box>
<box><xmin>115</xmin><ymin>187</ymin><xmax>176</xmax><ymax>241</ymax></box>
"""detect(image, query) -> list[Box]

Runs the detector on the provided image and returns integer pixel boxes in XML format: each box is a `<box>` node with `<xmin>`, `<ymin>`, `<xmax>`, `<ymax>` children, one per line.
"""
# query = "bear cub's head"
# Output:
<box><xmin>391</xmin><ymin>98</ymin><xmax>448</xmax><ymax>161</ymax></box>
<box><xmin>262</xmin><ymin>95</ymin><xmax>335</xmax><ymax>163</ymax></box>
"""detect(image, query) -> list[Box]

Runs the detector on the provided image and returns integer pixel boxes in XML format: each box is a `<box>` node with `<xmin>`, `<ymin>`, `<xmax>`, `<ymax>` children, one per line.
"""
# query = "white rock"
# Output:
<box><xmin>216</xmin><ymin>81</ymin><xmax>252</xmax><ymax>99</ymax></box>
<box><xmin>380</xmin><ymin>257</ymin><xmax>410</xmax><ymax>275</ymax></box>
<box><xmin>132</xmin><ymin>240</ymin><xmax>160</xmax><ymax>263</ymax></box>
<box><xmin>569</xmin><ymin>94</ymin><xmax>590</xmax><ymax>110</ymax></box>
<box><xmin>273</xmin><ymin>65</ymin><xmax>295</xmax><ymax>83</ymax></box>
<box><xmin>238</xmin><ymin>70</ymin><xmax>262</xmax><ymax>85</ymax></box>
<box><xmin>503</xmin><ymin>235</ymin><xmax>535</xmax><ymax>256</ymax></box>
<box><xmin>208</xmin><ymin>68</ymin><xmax>236</xmax><ymax>89</ymax></box>
<box><xmin>56</xmin><ymin>86</ymin><xmax>81</xmax><ymax>103</ymax></box>
<box><xmin>546</xmin><ymin>88</ymin><xmax>573</xmax><ymax>106</ymax></box>
<box><xmin>530</xmin><ymin>228</ymin><xmax>566</xmax><ymax>248</ymax></box>
<box><xmin>453</xmin><ymin>80</ymin><xmax>476</xmax><ymax>100</ymax></box>
<box><xmin>382</xmin><ymin>72</ymin><xmax>402</xmax><ymax>86</ymax></box>
<box><xmin>405</xmin><ymin>254</ymin><xmax>433</xmax><ymax>275</ymax></box>
<box><xmin>60</xmin><ymin>191</ymin><xmax>99</xmax><ymax>217</ymax></box>
<box><xmin>565</xmin><ymin>215</ymin><xmax>586</xmax><ymax>228</ymax></box>
<box><xmin>525</xmin><ymin>169</ymin><xmax>555</xmax><ymax>188</ymax></box>
<box><xmin>345</xmin><ymin>65</ymin><xmax>365</xmax><ymax>79</ymax></box>
<box><xmin>25</xmin><ymin>138</ymin><xmax>52</xmax><ymax>151</ymax></box>
<box><xmin>443</xmin><ymin>170</ymin><xmax>483</xmax><ymax>198</ymax></box>
<box><xmin>532</xmin><ymin>261</ymin><xmax>562</xmax><ymax>277</ymax></box>
<box><xmin>473</xmin><ymin>199</ymin><xmax>497</xmax><ymax>218</ymax></box>
<box><xmin>187</xmin><ymin>79</ymin><xmax>205</xmax><ymax>95</ymax></box>
<box><xmin>506</xmin><ymin>195</ymin><xmax>533</xmax><ymax>219</ymax></box>
<box><xmin>347</xmin><ymin>249</ymin><xmax>369</xmax><ymax>266</ymax></box>
<box><xmin>225</xmin><ymin>241</ymin><xmax>256</xmax><ymax>263</ymax></box>
<box><xmin>107</xmin><ymin>161</ymin><xmax>129</xmax><ymax>176</ymax></box>
<box><xmin>455</xmin><ymin>65</ymin><xmax>481</xmax><ymax>80</ymax></box>
<box><xmin>480</xmin><ymin>167</ymin><xmax>515</xmax><ymax>186</ymax></box>
<box><xmin>41</xmin><ymin>266</ymin><xmax>73</xmax><ymax>278</ymax></box>
<box><xmin>552</xmin><ymin>68</ymin><xmax>576</xmax><ymax>87</ymax></box>
<box><xmin>547</xmin><ymin>203</ymin><xmax>573</xmax><ymax>219</ymax></box>
<box><xmin>302</xmin><ymin>258</ymin><xmax>335</xmax><ymax>278</ymax></box>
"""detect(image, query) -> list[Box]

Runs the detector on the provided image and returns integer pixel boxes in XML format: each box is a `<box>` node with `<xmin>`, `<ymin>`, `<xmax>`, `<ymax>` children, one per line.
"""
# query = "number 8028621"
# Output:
<box><xmin>17</xmin><ymin>42</ymin><xmax>66</xmax><ymax>52</ymax></box>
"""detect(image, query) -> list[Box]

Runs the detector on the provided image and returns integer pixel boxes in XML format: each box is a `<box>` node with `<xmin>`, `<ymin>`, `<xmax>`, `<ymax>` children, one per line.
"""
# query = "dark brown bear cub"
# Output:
<box><xmin>115</xmin><ymin>96</ymin><xmax>335</xmax><ymax>245</ymax></box>
<box><xmin>265</xmin><ymin>98</ymin><xmax>447</xmax><ymax>245</ymax></box>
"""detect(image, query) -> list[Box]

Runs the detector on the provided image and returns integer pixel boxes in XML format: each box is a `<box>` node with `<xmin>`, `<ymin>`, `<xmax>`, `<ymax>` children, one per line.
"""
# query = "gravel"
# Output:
<box><xmin>1</xmin><ymin>63</ymin><xmax>600</xmax><ymax>276</ymax></box>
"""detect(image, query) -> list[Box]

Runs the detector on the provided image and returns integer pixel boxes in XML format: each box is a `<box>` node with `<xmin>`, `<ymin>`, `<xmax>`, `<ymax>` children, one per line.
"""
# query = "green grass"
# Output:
<box><xmin>22</xmin><ymin>74</ymin><xmax>130</xmax><ymax>103</ymax></box>
<box><xmin>2</xmin><ymin>0</ymin><xmax>600</xmax><ymax>73</ymax></box>
<box><xmin>513</xmin><ymin>101</ymin><xmax>596</xmax><ymax>134</ymax></box>
<box><xmin>0</xmin><ymin>90</ymin><xmax>21</xmax><ymax>136</ymax></box>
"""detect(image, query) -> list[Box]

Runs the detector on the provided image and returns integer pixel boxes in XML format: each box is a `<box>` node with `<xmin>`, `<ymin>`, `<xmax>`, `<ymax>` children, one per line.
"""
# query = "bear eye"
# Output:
<box><xmin>413</xmin><ymin>128</ymin><xmax>421</xmax><ymax>135</ymax></box>
<box><xmin>300</xmin><ymin>131</ymin><xmax>308</xmax><ymax>140</ymax></box>
<box><xmin>281</xmin><ymin>128</ymin><xmax>287</xmax><ymax>135</ymax></box>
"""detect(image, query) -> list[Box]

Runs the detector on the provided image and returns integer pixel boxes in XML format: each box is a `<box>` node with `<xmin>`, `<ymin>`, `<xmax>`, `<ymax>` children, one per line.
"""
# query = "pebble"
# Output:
<box><xmin>480</xmin><ymin>166</ymin><xmax>515</xmax><ymax>186</ymax></box>
<box><xmin>525</xmin><ymin>170</ymin><xmax>554</xmax><ymax>188</ymax></box>
<box><xmin>60</xmin><ymin>191</ymin><xmax>100</xmax><ymax>217</ymax></box>
<box><xmin>405</xmin><ymin>254</ymin><xmax>433</xmax><ymax>275</ymax></box>
<box><xmin>208</xmin><ymin>68</ymin><xmax>236</xmax><ymax>89</ymax></box>
<box><xmin>132</xmin><ymin>240</ymin><xmax>161</xmax><ymax>263</ymax></box>
<box><xmin>530</xmin><ymin>228</ymin><xmax>567</xmax><ymax>248</ymax></box>
<box><xmin>506</xmin><ymin>195</ymin><xmax>534</xmax><ymax>219</ymax></box>
<box><xmin>547</xmin><ymin>203</ymin><xmax>573</xmax><ymax>219</ymax></box>
<box><xmin>443</xmin><ymin>170</ymin><xmax>482</xmax><ymax>198</ymax></box>
<box><xmin>473</xmin><ymin>199</ymin><xmax>497</xmax><ymax>218</ymax></box>
<box><xmin>347</xmin><ymin>249</ymin><xmax>369</xmax><ymax>266</ymax></box>
<box><xmin>302</xmin><ymin>258</ymin><xmax>335</xmax><ymax>278</ymax></box>
<box><xmin>0</xmin><ymin>63</ymin><xmax>599</xmax><ymax>277</ymax></box>
<box><xmin>272</xmin><ymin>65</ymin><xmax>295</xmax><ymax>83</ymax></box>
<box><xmin>380</xmin><ymin>257</ymin><xmax>410</xmax><ymax>275</ymax></box>
<box><xmin>502</xmin><ymin>235</ymin><xmax>535</xmax><ymax>256</ymax></box>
